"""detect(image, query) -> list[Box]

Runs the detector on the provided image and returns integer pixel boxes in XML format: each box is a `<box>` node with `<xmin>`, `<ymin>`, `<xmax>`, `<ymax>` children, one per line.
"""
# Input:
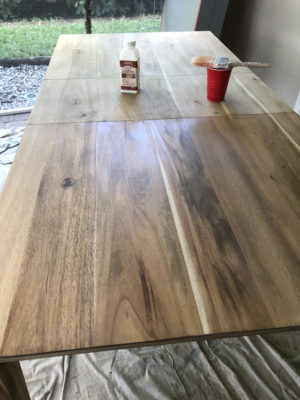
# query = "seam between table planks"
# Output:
<box><xmin>26</xmin><ymin>111</ymin><xmax>298</xmax><ymax>125</ymax></box>
<box><xmin>26</xmin><ymin>111</ymin><xmax>300</xmax><ymax>151</ymax></box>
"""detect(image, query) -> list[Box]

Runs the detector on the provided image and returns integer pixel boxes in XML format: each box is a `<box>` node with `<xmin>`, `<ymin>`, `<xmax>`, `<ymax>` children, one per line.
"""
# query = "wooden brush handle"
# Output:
<box><xmin>229</xmin><ymin>61</ymin><xmax>270</xmax><ymax>68</ymax></box>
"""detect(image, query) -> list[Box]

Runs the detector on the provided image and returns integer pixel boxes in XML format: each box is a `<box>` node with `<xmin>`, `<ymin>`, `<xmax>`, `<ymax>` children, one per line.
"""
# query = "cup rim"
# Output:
<box><xmin>207</xmin><ymin>67</ymin><xmax>232</xmax><ymax>71</ymax></box>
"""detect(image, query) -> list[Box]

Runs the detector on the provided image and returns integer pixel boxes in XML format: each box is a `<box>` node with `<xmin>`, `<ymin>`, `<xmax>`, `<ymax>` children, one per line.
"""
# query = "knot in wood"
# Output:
<box><xmin>61</xmin><ymin>177</ymin><xmax>75</xmax><ymax>188</ymax></box>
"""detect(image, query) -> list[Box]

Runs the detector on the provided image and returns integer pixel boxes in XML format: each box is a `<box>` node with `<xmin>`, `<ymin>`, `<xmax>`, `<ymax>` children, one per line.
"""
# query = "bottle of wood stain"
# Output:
<box><xmin>120</xmin><ymin>40</ymin><xmax>140</xmax><ymax>94</ymax></box>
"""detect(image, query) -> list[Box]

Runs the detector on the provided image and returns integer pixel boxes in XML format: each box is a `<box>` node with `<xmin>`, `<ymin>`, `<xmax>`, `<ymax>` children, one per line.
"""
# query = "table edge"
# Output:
<box><xmin>1</xmin><ymin>325</ymin><xmax>299</xmax><ymax>363</ymax></box>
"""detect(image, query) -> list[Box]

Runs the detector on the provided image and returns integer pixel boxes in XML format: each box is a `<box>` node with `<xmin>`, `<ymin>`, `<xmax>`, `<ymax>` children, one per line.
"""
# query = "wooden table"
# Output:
<box><xmin>0</xmin><ymin>32</ymin><xmax>299</xmax><ymax>398</ymax></box>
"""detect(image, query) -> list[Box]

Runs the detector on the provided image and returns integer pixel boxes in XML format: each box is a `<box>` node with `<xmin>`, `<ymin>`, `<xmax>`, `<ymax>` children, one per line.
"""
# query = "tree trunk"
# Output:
<box><xmin>85</xmin><ymin>0</ymin><xmax>92</xmax><ymax>34</ymax></box>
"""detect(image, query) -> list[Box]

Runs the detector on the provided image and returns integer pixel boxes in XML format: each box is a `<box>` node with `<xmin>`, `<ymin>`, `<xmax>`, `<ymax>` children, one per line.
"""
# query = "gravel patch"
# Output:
<box><xmin>0</xmin><ymin>65</ymin><xmax>47</xmax><ymax>110</ymax></box>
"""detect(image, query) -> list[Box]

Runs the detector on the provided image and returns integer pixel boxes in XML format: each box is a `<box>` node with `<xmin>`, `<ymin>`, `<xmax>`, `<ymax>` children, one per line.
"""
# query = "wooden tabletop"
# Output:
<box><xmin>0</xmin><ymin>32</ymin><xmax>299</xmax><ymax>361</ymax></box>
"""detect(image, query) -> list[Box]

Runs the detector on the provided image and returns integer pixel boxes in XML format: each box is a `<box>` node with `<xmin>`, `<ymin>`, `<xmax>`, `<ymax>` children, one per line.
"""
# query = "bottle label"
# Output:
<box><xmin>120</xmin><ymin>60</ymin><xmax>138</xmax><ymax>91</ymax></box>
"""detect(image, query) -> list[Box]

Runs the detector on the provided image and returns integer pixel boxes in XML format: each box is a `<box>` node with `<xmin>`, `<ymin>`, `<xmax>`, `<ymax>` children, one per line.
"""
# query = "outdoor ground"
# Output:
<box><xmin>0</xmin><ymin>16</ymin><xmax>160</xmax><ymax>110</ymax></box>
<box><xmin>0</xmin><ymin>16</ymin><xmax>160</xmax><ymax>59</ymax></box>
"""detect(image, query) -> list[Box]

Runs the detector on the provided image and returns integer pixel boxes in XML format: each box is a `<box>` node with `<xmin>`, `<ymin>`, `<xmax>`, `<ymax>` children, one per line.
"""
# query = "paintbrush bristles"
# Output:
<box><xmin>191</xmin><ymin>56</ymin><xmax>230</xmax><ymax>68</ymax></box>
<box><xmin>191</xmin><ymin>56</ymin><xmax>215</xmax><ymax>67</ymax></box>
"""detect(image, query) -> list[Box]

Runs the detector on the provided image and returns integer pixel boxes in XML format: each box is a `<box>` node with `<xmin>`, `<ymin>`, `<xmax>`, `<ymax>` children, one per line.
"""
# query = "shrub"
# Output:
<box><xmin>0</xmin><ymin>0</ymin><xmax>162</xmax><ymax>21</ymax></box>
<box><xmin>0</xmin><ymin>0</ymin><xmax>21</xmax><ymax>20</ymax></box>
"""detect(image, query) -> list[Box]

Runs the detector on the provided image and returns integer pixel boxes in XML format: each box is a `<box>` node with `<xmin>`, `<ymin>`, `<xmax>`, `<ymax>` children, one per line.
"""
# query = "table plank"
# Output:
<box><xmin>28</xmin><ymin>77</ymin><xmax>181</xmax><ymax>124</ymax></box>
<box><xmin>148</xmin><ymin>31</ymin><xmax>249</xmax><ymax>76</ymax></box>
<box><xmin>29</xmin><ymin>79</ymin><xmax>100</xmax><ymax>124</ymax></box>
<box><xmin>93</xmin><ymin>121</ymin><xmax>202</xmax><ymax>346</ymax></box>
<box><xmin>32</xmin><ymin>32</ymin><xmax>292</xmax><ymax>125</ymax></box>
<box><xmin>45</xmin><ymin>32</ymin><xmax>249</xmax><ymax>81</ymax></box>
<box><xmin>270</xmin><ymin>111</ymin><xmax>300</xmax><ymax>146</ymax></box>
<box><xmin>0</xmin><ymin>122</ymin><xmax>202</xmax><ymax>359</ymax></box>
<box><xmin>166</xmin><ymin>73</ymin><xmax>292</xmax><ymax>117</ymax></box>
<box><xmin>149</xmin><ymin>114</ymin><xmax>300</xmax><ymax>333</ymax></box>
<box><xmin>45</xmin><ymin>34</ymin><xmax>99</xmax><ymax>79</ymax></box>
<box><xmin>98</xmin><ymin>33</ymin><xmax>163</xmax><ymax>78</ymax></box>
<box><xmin>28</xmin><ymin>72</ymin><xmax>291</xmax><ymax>125</ymax></box>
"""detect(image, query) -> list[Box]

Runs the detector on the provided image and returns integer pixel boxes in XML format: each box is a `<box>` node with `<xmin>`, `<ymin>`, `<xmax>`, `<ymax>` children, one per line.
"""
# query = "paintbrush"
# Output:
<box><xmin>191</xmin><ymin>56</ymin><xmax>270</xmax><ymax>69</ymax></box>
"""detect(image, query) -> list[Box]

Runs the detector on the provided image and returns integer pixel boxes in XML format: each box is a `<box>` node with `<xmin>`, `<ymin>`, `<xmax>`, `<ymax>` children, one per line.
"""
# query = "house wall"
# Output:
<box><xmin>221</xmin><ymin>0</ymin><xmax>300</xmax><ymax>108</ymax></box>
<box><xmin>160</xmin><ymin>0</ymin><xmax>200</xmax><ymax>32</ymax></box>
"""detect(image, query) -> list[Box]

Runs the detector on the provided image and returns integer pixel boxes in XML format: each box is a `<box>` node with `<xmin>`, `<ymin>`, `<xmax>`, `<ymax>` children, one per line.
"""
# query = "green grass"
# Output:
<box><xmin>0</xmin><ymin>16</ymin><xmax>160</xmax><ymax>59</ymax></box>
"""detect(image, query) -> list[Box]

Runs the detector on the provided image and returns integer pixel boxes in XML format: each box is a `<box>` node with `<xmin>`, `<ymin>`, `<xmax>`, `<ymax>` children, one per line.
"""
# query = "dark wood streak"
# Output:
<box><xmin>138</xmin><ymin>260</ymin><xmax>157</xmax><ymax>321</ymax></box>
<box><xmin>186</xmin><ymin>114</ymin><xmax>300</xmax><ymax>326</ymax></box>
<box><xmin>199</xmin><ymin>115</ymin><xmax>300</xmax><ymax>272</ymax></box>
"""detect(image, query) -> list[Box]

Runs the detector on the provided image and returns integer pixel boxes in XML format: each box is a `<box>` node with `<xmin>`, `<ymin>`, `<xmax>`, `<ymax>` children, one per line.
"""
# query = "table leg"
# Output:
<box><xmin>0</xmin><ymin>361</ymin><xmax>30</xmax><ymax>399</ymax></box>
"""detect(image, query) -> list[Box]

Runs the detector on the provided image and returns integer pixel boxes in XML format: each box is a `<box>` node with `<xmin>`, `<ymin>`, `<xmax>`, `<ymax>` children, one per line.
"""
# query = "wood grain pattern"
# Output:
<box><xmin>28</xmin><ymin>72</ymin><xmax>291</xmax><ymax>125</ymax></box>
<box><xmin>28</xmin><ymin>77</ymin><xmax>181</xmax><ymax>124</ymax></box>
<box><xmin>1</xmin><ymin>113</ymin><xmax>300</xmax><ymax>361</ymax></box>
<box><xmin>45</xmin><ymin>32</ymin><xmax>248</xmax><ymax>81</ymax></box>
<box><xmin>166</xmin><ymin>72</ymin><xmax>291</xmax><ymax>118</ymax></box>
<box><xmin>268</xmin><ymin>109</ymin><xmax>300</xmax><ymax>146</ymax></box>
<box><xmin>149</xmin><ymin>114</ymin><xmax>300</xmax><ymax>333</ymax></box>
<box><xmin>30</xmin><ymin>32</ymin><xmax>291</xmax><ymax>125</ymax></box>
<box><xmin>97</xmin><ymin>33</ymin><xmax>163</xmax><ymax>78</ymax></box>
<box><xmin>148</xmin><ymin>31</ymin><xmax>249</xmax><ymax>76</ymax></box>
<box><xmin>28</xmin><ymin>79</ymin><xmax>99</xmax><ymax>124</ymax></box>
<box><xmin>0</xmin><ymin>362</ymin><xmax>30</xmax><ymax>399</ymax></box>
<box><xmin>97</xmin><ymin>77</ymin><xmax>180</xmax><ymax>122</ymax></box>
<box><xmin>93</xmin><ymin>121</ymin><xmax>202</xmax><ymax>345</ymax></box>
<box><xmin>45</xmin><ymin>34</ymin><xmax>99</xmax><ymax>79</ymax></box>
<box><xmin>0</xmin><ymin>122</ymin><xmax>201</xmax><ymax>359</ymax></box>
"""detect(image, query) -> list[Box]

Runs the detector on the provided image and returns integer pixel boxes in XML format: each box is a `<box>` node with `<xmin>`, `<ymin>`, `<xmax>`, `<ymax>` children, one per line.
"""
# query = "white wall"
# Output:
<box><xmin>160</xmin><ymin>0</ymin><xmax>200</xmax><ymax>32</ymax></box>
<box><xmin>222</xmin><ymin>0</ymin><xmax>300</xmax><ymax>108</ymax></box>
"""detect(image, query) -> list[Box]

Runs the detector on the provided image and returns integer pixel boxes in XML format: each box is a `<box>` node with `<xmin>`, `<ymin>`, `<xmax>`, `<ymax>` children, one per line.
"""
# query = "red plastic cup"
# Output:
<box><xmin>207</xmin><ymin>67</ymin><xmax>232</xmax><ymax>102</ymax></box>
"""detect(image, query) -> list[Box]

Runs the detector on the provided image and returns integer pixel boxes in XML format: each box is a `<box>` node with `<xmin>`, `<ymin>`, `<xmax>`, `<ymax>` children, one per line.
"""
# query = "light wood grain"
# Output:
<box><xmin>166</xmin><ymin>72</ymin><xmax>292</xmax><ymax>118</ymax></box>
<box><xmin>98</xmin><ymin>33</ymin><xmax>163</xmax><ymax>78</ymax></box>
<box><xmin>30</xmin><ymin>32</ymin><xmax>291</xmax><ymax>125</ymax></box>
<box><xmin>28</xmin><ymin>77</ymin><xmax>181</xmax><ymax>124</ymax></box>
<box><xmin>44</xmin><ymin>32</ymin><xmax>249</xmax><ymax>81</ymax></box>
<box><xmin>0</xmin><ymin>122</ymin><xmax>202</xmax><ymax>359</ymax></box>
<box><xmin>28</xmin><ymin>72</ymin><xmax>291</xmax><ymax>125</ymax></box>
<box><xmin>0</xmin><ymin>362</ymin><xmax>30</xmax><ymax>399</ymax></box>
<box><xmin>97</xmin><ymin>77</ymin><xmax>180</xmax><ymax>122</ymax></box>
<box><xmin>267</xmin><ymin>108</ymin><xmax>300</xmax><ymax>146</ymax></box>
<box><xmin>28</xmin><ymin>79</ymin><xmax>99</xmax><ymax>124</ymax></box>
<box><xmin>148</xmin><ymin>31</ymin><xmax>249</xmax><ymax>76</ymax></box>
<box><xmin>45</xmin><ymin>34</ymin><xmax>99</xmax><ymax>79</ymax></box>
